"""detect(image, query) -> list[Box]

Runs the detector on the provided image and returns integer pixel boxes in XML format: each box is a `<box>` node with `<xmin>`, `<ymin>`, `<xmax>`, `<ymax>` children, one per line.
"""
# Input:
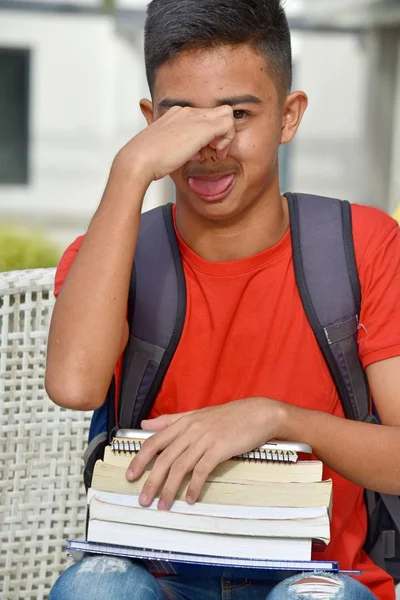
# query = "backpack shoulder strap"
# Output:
<box><xmin>118</xmin><ymin>203</ymin><xmax>186</xmax><ymax>429</ymax></box>
<box><xmin>286</xmin><ymin>192</ymin><xmax>372</xmax><ymax>422</ymax></box>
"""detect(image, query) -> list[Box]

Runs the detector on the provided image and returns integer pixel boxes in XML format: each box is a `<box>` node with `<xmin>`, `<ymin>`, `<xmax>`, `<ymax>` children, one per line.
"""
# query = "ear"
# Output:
<box><xmin>280</xmin><ymin>91</ymin><xmax>308</xmax><ymax>145</ymax></box>
<box><xmin>140</xmin><ymin>98</ymin><xmax>154</xmax><ymax>126</ymax></box>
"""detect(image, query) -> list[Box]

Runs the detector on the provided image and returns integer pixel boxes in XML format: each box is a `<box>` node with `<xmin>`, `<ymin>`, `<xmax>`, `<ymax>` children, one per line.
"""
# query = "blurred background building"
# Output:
<box><xmin>0</xmin><ymin>0</ymin><xmax>399</xmax><ymax>251</ymax></box>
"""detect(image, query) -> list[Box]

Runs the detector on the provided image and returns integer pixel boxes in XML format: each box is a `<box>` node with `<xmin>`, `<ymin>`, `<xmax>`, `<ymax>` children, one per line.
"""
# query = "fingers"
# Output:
<box><xmin>138</xmin><ymin>440</ymin><xmax>218</xmax><ymax>510</ymax></box>
<box><xmin>126</xmin><ymin>426</ymin><xmax>176</xmax><ymax>481</ymax></box>
<box><xmin>196</xmin><ymin>106</ymin><xmax>236</xmax><ymax>158</ymax></box>
<box><xmin>202</xmin><ymin>107</ymin><xmax>236</xmax><ymax>161</ymax></box>
<box><xmin>138</xmin><ymin>435</ymin><xmax>192</xmax><ymax>507</ymax></box>
<box><xmin>141</xmin><ymin>413</ymin><xmax>181</xmax><ymax>431</ymax></box>
<box><xmin>142</xmin><ymin>411</ymin><xmax>196</xmax><ymax>432</ymax></box>
<box><xmin>186</xmin><ymin>453</ymin><xmax>220</xmax><ymax>504</ymax></box>
<box><xmin>157</xmin><ymin>444</ymin><xmax>206</xmax><ymax>510</ymax></box>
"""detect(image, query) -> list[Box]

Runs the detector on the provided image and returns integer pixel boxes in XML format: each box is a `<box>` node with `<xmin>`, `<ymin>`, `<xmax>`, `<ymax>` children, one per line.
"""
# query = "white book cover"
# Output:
<box><xmin>89</xmin><ymin>496</ymin><xmax>330</xmax><ymax>543</ymax></box>
<box><xmin>87</xmin><ymin>489</ymin><xmax>328</xmax><ymax>521</ymax></box>
<box><xmin>87</xmin><ymin>519</ymin><xmax>312</xmax><ymax>561</ymax></box>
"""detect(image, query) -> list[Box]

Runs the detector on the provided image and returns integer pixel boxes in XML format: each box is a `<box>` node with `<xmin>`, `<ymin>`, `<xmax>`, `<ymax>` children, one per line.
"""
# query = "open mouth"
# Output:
<box><xmin>188</xmin><ymin>173</ymin><xmax>237</xmax><ymax>202</ymax></box>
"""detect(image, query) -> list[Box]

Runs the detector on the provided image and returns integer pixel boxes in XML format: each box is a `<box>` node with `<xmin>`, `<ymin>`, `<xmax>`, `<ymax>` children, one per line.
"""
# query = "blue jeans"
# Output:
<box><xmin>49</xmin><ymin>556</ymin><xmax>377</xmax><ymax>599</ymax></box>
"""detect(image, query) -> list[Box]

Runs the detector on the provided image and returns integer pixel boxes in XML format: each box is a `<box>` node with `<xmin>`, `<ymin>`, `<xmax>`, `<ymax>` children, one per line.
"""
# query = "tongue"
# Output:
<box><xmin>188</xmin><ymin>174</ymin><xmax>235</xmax><ymax>197</ymax></box>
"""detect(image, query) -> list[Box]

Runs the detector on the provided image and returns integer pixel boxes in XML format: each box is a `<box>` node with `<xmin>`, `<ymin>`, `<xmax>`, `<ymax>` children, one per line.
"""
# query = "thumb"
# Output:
<box><xmin>141</xmin><ymin>410</ymin><xmax>195</xmax><ymax>431</ymax></box>
<box><xmin>141</xmin><ymin>413</ymin><xmax>182</xmax><ymax>431</ymax></box>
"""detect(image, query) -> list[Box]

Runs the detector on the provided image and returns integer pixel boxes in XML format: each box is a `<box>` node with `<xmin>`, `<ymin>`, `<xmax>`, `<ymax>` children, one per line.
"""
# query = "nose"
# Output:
<box><xmin>199</xmin><ymin>145</ymin><xmax>219</xmax><ymax>163</ymax></box>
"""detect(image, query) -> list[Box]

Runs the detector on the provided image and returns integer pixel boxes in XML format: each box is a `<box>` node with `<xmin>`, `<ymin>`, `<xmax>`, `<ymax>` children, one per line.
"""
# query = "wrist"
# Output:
<box><xmin>267</xmin><ymin>399</ymin><xmax>307</xmax><ymax>442</ymax></box>
<box><xmin>111</xmin><ymin>149</ymin><xmax>154</xmax><ymax>192</ymax></box>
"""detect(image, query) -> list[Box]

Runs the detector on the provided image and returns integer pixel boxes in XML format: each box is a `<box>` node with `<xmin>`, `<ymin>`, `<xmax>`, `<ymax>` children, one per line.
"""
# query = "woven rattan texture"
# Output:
<box><xmin>0</xmin><ymin>269</ymin><xmax>92</xmax><ymax>599</ymax></box>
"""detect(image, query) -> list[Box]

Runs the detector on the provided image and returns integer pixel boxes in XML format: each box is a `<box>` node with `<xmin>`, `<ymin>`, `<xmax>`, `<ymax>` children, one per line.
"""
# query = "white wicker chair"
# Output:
<box><xmin>0</xmin><ymin>269</ymin><xmax>92</xmax><ymax>600</ymax></box>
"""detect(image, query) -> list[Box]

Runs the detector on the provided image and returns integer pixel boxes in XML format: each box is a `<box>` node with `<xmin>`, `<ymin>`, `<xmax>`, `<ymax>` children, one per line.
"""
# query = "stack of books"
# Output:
<box><xmin>68</xmin><ymin>431</ymin><xmax>336</xmax><ymax>577</ymax></box>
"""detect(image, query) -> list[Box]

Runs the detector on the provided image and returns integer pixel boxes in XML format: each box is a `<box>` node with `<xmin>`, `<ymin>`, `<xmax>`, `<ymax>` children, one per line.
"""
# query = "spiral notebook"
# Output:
<box><xmin>112</xmin><ymin>429</ymin><xmax>313</xmax><ymax>463</ymax></box>
<box><xmin>67</xmin><ymin>538</ymin><xmax>350</xmax><ymax>580</ymax></box>
<box><xmin>90</xmin><ymin>431</ymin><xmax>331</xmax><ymax>510</ymax></box>
<box><xmin>81</xmin><ymin>429</ymin><xmax>334</xmax><ymax>577</ymax></box>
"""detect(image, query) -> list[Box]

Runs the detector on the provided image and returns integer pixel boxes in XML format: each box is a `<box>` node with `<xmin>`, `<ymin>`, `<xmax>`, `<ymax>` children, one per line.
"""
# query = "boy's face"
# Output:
<box><xmin>143</xmin><ymin>44</ymin><xmax>306</xmax><ymax>222</ymax></box>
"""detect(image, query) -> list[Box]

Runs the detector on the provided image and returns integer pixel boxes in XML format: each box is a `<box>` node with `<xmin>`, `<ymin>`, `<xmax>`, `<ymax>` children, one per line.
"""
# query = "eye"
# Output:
<box><xmin>233</xmin><ymin>109</ymin><xmax>248</xmax><ymax>121</ymax></box>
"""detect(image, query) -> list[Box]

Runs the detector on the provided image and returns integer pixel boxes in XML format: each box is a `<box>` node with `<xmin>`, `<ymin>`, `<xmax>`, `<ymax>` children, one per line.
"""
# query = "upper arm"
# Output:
<box><xmin>367</xmin><ymin>359</ymin><xmax>400</xmax><ymax>426</ymax></box>
<box><xmin>356</xmin><ymin>215</ymin><xmax>400</xmax><ymax>426</ymax></box>
<box><xmin>53</xmin><ymin>235</ymin><xmax>129</xmax><ymax>355</ymax></box>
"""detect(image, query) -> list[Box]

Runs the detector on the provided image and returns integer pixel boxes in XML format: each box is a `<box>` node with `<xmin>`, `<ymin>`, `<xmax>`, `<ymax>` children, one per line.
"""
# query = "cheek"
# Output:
<box><xmin>233</xmin><ymin>126</ymin><xmax>279</xmax><ymax>168</ymax></box>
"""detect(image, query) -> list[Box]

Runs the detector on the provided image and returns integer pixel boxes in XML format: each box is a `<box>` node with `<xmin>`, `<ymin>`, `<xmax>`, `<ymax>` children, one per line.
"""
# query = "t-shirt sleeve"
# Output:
<box><xmin>54</xmin><ymin>235</ymin><xmax>85</xmax><ymax>298</ymax></box>
<box><xmin>357</xmin><ymin>217</ymin><xmax>400</xmax><ymax>368</ymax></box>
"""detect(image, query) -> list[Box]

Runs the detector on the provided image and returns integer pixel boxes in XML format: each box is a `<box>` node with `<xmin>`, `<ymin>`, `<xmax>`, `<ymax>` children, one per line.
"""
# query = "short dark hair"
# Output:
<box><xmin>144</xmin><ymin>0</ymin><xmax>292</xmax><ymax>97</ymax></box>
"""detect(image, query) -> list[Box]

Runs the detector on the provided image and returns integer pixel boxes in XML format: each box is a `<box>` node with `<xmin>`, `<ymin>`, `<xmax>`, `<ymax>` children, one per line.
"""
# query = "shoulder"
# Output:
<box><xmin>350</xmin><ymin>203</ymin><xmax>399</xmax><ymax>269</ymax></box>
<box><xmin>54</xmin><ymin>235</ymin><xmax>85</xmax><ymax>297</ymax></box>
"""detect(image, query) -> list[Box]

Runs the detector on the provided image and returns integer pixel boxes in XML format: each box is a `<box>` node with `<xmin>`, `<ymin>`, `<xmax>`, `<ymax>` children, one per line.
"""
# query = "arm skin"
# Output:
<box><xmin>45</xmin><ymin>105</ymin><xmax>236</xmax><ymax>411</ymax></box>
<box><xmin>45</xmin><ymin>168</ymin><xmax>145</xmax><ymax>411</ymax></box>
<box><xmin>128</xmin><ymin>356</ymin><xmax>400</xmax><ymax>509</ymax></box>
<box><xmin>278</xmin><ymin>357</ymin><xmax>400</xmax><ymax>495</ymax></box>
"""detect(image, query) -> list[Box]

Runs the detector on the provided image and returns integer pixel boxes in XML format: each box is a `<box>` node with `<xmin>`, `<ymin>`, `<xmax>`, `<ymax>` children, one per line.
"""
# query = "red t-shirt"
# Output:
<box><xmin>55</xmin><ymin>204</ymin><xmax>400</xmax><ymax>599</ymax></box>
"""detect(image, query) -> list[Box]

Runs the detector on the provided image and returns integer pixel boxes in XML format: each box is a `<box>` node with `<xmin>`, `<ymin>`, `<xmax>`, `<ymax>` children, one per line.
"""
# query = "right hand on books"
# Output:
<box><xmin>112</xmin><ymin>105</ymin><xmax>236</xmax><ymax>184</ymax></box>
<box><xmin>126</xmin><ymin>397</ymin><xmax>287</xmax><ymax>510</ymax></box>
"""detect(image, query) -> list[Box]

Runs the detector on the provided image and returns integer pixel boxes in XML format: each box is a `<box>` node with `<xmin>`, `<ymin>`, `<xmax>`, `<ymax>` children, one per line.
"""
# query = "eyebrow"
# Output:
<box><xmin>158</xmin><ymin>95</ymin><xmax>263</xmax><ymax>109</ymax></box>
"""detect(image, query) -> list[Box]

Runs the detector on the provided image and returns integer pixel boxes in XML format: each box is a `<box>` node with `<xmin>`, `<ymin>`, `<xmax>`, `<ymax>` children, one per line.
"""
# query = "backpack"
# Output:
<box><xmin>83</xmin><ymin>192</ymin><xmax>400</xmax><ymax>582</ymax></box>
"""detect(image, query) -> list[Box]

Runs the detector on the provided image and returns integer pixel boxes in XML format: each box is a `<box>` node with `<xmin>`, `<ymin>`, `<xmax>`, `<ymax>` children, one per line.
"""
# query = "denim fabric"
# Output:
<box><xmin>49</xmin><ymin>556</ymin><xmax>377</xmax><ymax>600</ymax></box>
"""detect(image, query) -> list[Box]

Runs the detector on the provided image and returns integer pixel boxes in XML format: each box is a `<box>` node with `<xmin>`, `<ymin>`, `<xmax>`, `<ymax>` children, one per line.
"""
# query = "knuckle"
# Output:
<box><xmin>181</xmin><ymin>106</ymin><xmax>193</xmax><ymax>116</ymax></box>
<box><xmin>192</xmin><ymin>463</ymin><xmax>209</xmax><ymax>480</ymax></box>
<box><xmin>202</xmin><ymin>430</ymin><xmax>216</xmax><ymax>446</ymax></box>
<box><xmin>140</xmin><ymin>437</ymin><xmax>157</xmax><ymax>454</ymax></box>
<box><xmin>153</xmin><ymin>452</ymin><xmax>170</xmax><ymax>472</ymax></box>
<box><xmin>161</xmin><ymin>485</ymin><xmax>175</xmax><ymax>500</ymax></box>
<box><xmin>220</xmin><ymin>105</ymin><xmax>233</xmax><ymax>116</ymax></box>
<box><xmin>187</xmin><ymin>484</ymin><xmax>199</xmax><ymax>499</ymax></box>
<box><xmin>188</xmin><ymin>422</ymin><xmax>204</xmax><ymax>438</ymax></box>
<box><xmin>143</xmin><ymin>477</ymin><xmax>158</xmax><ymax>493</ymax></box>
<box><xmin>169</xmin><ymin>457</ymin><xmax>189</xmax><ymax>477</ymax></box>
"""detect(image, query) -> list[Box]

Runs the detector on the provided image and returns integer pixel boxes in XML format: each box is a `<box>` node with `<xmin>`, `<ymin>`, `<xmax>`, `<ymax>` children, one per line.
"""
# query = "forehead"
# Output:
<box><xmin>153</xmin><ymin>45</ymin><xmax>278</xmax><ymax>105</ymax></box>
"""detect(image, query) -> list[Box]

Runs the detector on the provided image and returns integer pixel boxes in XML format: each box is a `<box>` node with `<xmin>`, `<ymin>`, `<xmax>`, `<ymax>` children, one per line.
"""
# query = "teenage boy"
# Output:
<box><xmin>47</xmin><ymin>1</ymin><xmax>400</xmax><ymax>598</ymax></box>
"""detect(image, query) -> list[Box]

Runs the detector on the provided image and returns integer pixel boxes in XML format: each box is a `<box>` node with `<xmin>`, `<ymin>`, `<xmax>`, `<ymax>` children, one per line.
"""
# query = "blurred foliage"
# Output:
<box><xmin>0</xmin><ymin>226</ymin><xmax>61</xmax><ymax>272</ymax></box>
<box><xmin>102</xmin><ymin>0</ymin><xmax>115</xmax><ymax>14</ymax></box>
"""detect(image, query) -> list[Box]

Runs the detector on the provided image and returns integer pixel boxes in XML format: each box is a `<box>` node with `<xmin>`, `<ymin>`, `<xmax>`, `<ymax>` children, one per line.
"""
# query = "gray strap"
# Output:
<box><xmin>131</xmin><ymin>338</ymin><xmax>165</xmax><ymax>363</ymax></box>
<box><xmin>365</xmin><ymin>489</ymin><xmax>377</xmax><ymax>516</ymax></box>
<box><xmin>381</xmin><ymin>493</ymin><xmax>400</xmax><ymax>533</ymax></box>
<box><xmin>119</xmin><ymin>204</ymin><xmax>186</xmax><ymax>429</ymax></box>
<box><xmin>329</xmin><ymin>335</ymin><xmax>370</xmax><ymax>422</ymax></box>
<box><xmin>324</xmin><ymin>317</ymin><xmax>358</xmax><ymax>345</ymax></box>
<box><xmin>369</xmin><ymin>536</ymin><xmax>387</xmax><ymax>569</ymax></box>
<box><xmin>83</xmin><ymin>432</ymin><xmax>108</xmax><ymax>467</ymax></box>
<box><xmin>287</xmin><ymin>193</ymin><xmax>370</xmax><ymax>423</ymax></box>
<box><xmin>119</xmin><ymin>337</ymin><xmax>165</xmax><ymax>429</ymax></box>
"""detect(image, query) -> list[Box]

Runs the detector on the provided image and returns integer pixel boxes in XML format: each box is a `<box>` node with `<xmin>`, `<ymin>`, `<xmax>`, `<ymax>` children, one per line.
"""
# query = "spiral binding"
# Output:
<box><xmin>111</xmin><ymin>439</ymin><xmax>144</xmax><ymax>454</ymax></box>
<box><xmin>110</xmin><ymin>439</ymin><xmax>297</xmax><ymax>463</ymax></box>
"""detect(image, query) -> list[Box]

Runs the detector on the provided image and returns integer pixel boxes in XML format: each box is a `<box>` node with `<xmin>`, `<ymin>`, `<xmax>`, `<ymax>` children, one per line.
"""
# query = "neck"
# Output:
<box><xmin>175</xmin><ymin>186</ymin><xmax>289</xmax><ymax>263</ymax></box>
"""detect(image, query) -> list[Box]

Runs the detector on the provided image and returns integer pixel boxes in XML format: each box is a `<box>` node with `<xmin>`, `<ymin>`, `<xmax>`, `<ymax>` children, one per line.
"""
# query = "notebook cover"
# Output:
<box><xmin>67</xmin><ymin>539</ymin><xmax>348</xmax><ymax>580</ymax></box>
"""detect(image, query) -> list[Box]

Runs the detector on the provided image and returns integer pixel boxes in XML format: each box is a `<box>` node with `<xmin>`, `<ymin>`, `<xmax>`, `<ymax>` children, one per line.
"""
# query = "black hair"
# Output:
<box><xmin>144</xmin><ymin>0</ymin><xmax>292</xmax><ymax>96</ymax></box>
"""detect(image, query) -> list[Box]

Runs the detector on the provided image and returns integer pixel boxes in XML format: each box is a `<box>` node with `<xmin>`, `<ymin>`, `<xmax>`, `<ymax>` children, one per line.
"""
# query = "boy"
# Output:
<box><xmin>47</xmin><ymin>1</ymin><xmax>400</xmax><ymax>598</ymax></box>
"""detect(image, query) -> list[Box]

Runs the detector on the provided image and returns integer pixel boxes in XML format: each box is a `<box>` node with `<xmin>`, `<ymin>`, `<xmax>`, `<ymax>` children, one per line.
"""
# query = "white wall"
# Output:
<box><xmin>389</xmin><ymin>40</ymin><xmax>400</xmax><ymax>214</ymax></box>
<box><xmin>0</xmin><ymin>10</ymin><xmax>166</xmax><ymax>247</ymax></box>
<box><xmin>0</xmin><ymin>8</ymin><xmax>396</xmax><ymax>249</ymax></box>
<box><xmin>290</xmin><ymin>32</ymin><xmax>368</xmax><ymax>204</ymax></box>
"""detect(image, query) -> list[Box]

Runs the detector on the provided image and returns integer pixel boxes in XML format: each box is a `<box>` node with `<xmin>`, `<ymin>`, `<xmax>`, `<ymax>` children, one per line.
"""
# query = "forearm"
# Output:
<box><xmin>46</xmin><ymin>164</ymin><xmax>149</xmax><ymax>411</ymax></box>
<box><xmin>276</xmin><ymin>403</ymin><xmax>400</xmax><ymax>494</ymax></box>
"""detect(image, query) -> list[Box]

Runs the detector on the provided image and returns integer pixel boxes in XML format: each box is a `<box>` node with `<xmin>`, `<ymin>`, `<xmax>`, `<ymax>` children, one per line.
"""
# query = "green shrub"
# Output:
<box><xmin>0</xmin><ymin>226</ymin><xmax>61</xmax><ymax>272</ymax></box>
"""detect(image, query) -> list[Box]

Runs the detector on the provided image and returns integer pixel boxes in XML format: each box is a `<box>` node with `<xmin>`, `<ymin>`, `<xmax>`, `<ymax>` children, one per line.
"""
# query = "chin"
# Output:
<box><xmin>189</xmin><ymin>194</ymin><xmax>246</xmax><ymax>223</ymax></box>
<box><xmin>175</xmin><ymin>183</ymin><xmax>250</xmax><ymax>222</ymax></box>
